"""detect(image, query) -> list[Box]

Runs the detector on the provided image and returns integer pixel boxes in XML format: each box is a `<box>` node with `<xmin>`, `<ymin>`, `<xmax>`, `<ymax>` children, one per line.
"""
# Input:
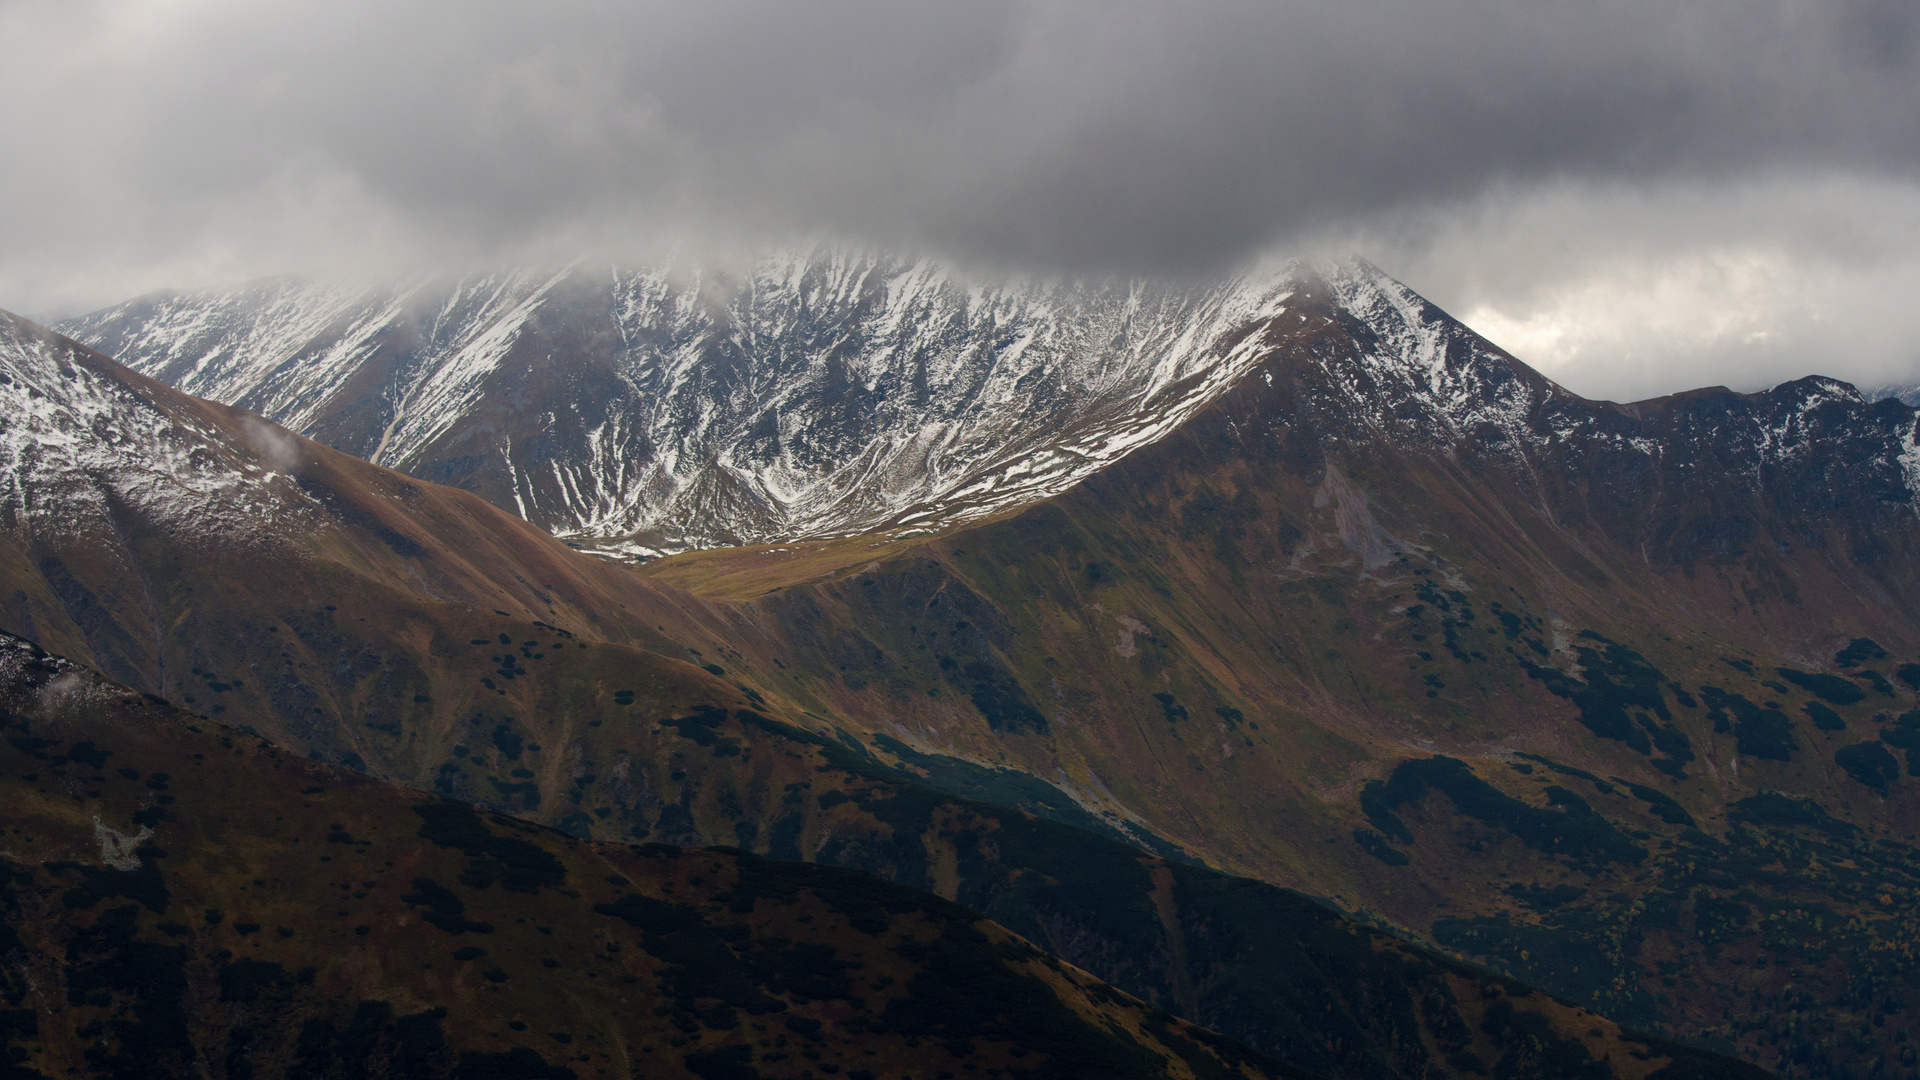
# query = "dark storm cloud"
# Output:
<box><xmin>4</xmin><ymin>0</ymin><xmax>1920</xmax><ymax>396</ymax></box>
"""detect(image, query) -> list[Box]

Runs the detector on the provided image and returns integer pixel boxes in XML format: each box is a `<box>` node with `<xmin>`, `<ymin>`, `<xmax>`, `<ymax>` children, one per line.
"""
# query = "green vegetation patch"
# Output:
<box><xmin>411</xmin><ymin>801</ymin><xmax>566</xmax><ymax>892</ymax></box>
<box><xmin>448</xmin><ymin>1045</ymin><xmax>574</xmax><ymax>1080</ymax></box>
<box><xmin>1512</xmin><ymin>753</ymin><xmax>1616</xmax><ymax>795</ymax></box>
<box><xmin>884</xmin><ymin>919</ymin><xmax>1173</xmax><ymax>1075</ymax></box>
<box><xmin>1351</xmin><ymin>829</ymin><xmax>1409</xmax><ymax>866</ymax></box>
<box><xmin>1692</xmin><ymin>894</ymin><xmax>1755</xmax><ymax>946</ymax></box>
<box><xmin>593</xmin><ymin>890</ymin><xmax>787</xmax><ymax>1020</ymax></box>
<box><xmin>958</xmin><ymin>660</ymin><xmax>1048</xmax><ymax>735</ymax></box>
<box><xmin>1699</xmin><ymin>687</ymin><xmax>1797</xmax><ymax>761</ymax></box>
<box><xmin>47</xmin><ymin>859</ymin><xmax>170</xmax><ymax>914</ymax></box>
<box><xmin>722</xmin><ymin>849</ymin><xmax>974</xmax><ymax>934</ymax></box>
<box><xmin>1505</xmin><ymin>883</ymin><xmax>1586</xmax><ymax>910</ymax></box>
<box><xmin>1857</xmin><ymin>669</ymin><xmax>1896</xmax><ymax>697</ymax></box>
<box><xmin>1802</xmin><ymin>701</ymin><xmax>1846</xmax><ymax>731</ymax></box>
<box><xmin>1432</xmin><ymin>910</ymin><xmax>1648</xmax><ymax>1024</ymax></box>
<box><xmin>399</xmin><ymin>878</ymin><xmax>494</xmax><ymax>935</ymax></box>
<box><xmin>293</xmin><ymin>1001</ymin><xmax>458</xmax><ymax>1080</ymax></box>
<box><xmin>58</xmin><ymin>902</ymin><xmax>196</xmax><ymax>1075</ymax></box>
<box><xmin>870</xmin><ymin>733</ymin><xmax>1126</xmax><ymax>843</ymax></box>
<box><xmin>1833</xmin><ymin>742</ymin><xmax>1900</xmax><ymax>792</ymax></box>
<box><xmin>659</xmin><ymin>705</ymin><xmax>743</xmax><ymax>756</ymax></box>
<box><xmin>1522</xmin><ymin>634</ymin><xmax>1676</xmax><ymax>762</ymax></box>
<box><xmin>1360</xmin><ymin>756</ymin><xmax>1645</xmax><ymax>866</ymax></box>
<box><xmin>1878</xmin><ymin>712</ymin><xmax>1920</xmax><ymax>776</ymax></box>
<box><xmin>1725</xmin><ymin>793</ymin><xmax>1855</xmax><ymax>839</ymax></box>
<box><xmin>1774</xmin><ymin>668</ymin><xmax>1866</xmax><ymax>706</ymax></box>
<box><xmin>1478</xmin><ymin>996</ymin><xmax>1611</xmax><ymax>1080</ymax></box>
<box><xmin>1152</xmin><ymin>692</ymin><xmax>1189</xmax><ymax>723</ymax></box>
<box><xmin>1834</xmin><ymin>638</ymin><xmax>1887</xmax><ymax>667</ymax></box>
<box><xmin>1620</xmin><ymin>781</ymin><xmax>1696</xmax><ymax>828</ymax></box>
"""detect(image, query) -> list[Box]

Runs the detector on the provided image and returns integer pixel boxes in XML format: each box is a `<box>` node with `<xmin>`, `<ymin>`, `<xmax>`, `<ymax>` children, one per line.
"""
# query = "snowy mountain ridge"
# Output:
<box><xmin>56</xmin><ymin>252</ymin><xmax>1314</xmax><ymax>555</ymax></box>
<box><xmin>56</xmin><ymin>251</ymin><xmax>1920</xmax><ymax>557</ymax></box>
<box><xmin>0</xmin><ymin>311</ymin><xmax>318</xmax><ymax>550</ymax></box>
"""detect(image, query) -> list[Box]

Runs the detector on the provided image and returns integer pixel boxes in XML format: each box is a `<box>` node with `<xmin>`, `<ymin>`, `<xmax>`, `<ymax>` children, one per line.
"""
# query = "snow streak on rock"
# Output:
<box><xmin>63</xmin><ymin>253</ymin><xmax>1299</xmax><ymax>554</ymax></box>
<box><xmin>58</xmin><ymin>255</ymin><xmax>1920</xmax><ymax>555</ymax></box>
<box><xmin>1321</xmin><ymin>261</ymin><xmax>1556</xmax><ymax>457</ymax></box>
<box><xmin>0</xmin><ymin>312</ymin><xmax>314</xmax><ymax>550</ymax></box>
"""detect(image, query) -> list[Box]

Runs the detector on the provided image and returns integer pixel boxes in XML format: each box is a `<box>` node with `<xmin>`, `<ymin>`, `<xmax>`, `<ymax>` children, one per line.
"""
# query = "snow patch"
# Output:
<box><xmin>94</xmin><ymin>816</ymin><xmax>153</xmax><ymax>871</ymax></box>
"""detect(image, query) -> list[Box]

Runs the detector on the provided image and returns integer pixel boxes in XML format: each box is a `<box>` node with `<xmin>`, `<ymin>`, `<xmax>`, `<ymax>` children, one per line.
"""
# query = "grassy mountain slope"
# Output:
<box><xmin>0</xmin><ymin>309</ymin><xmax>792</xmax><ymax>733</ymax></box>
<box><xmin>629</xmin><ymin>282</ymin><xmax>1920</xmax><ymax>1076</ymax></box>
<box><xmin>1</xmin><ymin>631</ymin><xmax>1773</xmax><ymax>1080</ymax></box>
<box><xmin>0</xmin><ymin>634</ymin><xmax>1307</xmax><ymax>1080</ymax></box>
<box><xmin>5</xmin><ymin>289</ymin><xmax>1906</xmax><ymax>1076</ymax></box>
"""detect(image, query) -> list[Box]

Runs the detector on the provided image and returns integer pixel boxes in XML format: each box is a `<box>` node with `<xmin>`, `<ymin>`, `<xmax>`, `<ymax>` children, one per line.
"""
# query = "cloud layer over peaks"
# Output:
<box><xmin>4</xmin><ymin>0</ymin><xmax>1919</xmax><ymax>398</ymax></box>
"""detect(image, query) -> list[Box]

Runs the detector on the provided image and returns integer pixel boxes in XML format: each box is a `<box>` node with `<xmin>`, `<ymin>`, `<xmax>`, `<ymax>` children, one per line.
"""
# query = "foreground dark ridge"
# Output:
<box><xmin>0</xmin><ymin>633</ymin><xmax>1316</xmax><ymax>1080</ymax></box>
<box><xmin>0</xmin><ymin>633</ymin><xmax>1773</xmax><ymax>1080</ymax></box>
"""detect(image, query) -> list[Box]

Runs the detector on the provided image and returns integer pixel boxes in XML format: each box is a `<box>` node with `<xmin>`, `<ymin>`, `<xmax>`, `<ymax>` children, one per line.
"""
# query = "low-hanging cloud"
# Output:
<box><xmin>3</xmin><ymin>0</ymin><xmax>1918</xmax><ymax>398</ymax></box>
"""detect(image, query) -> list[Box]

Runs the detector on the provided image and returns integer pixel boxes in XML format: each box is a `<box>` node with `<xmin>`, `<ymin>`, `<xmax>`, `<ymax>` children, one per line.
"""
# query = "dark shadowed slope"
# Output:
<box><xmin>0</xmin><ymin>632</ymin><xmax>1767</xmax><ymax>1080</ymax></box>
<box><xmin>0</xmin><ymin>633</ymin><xmax>1303</xmax><ymax>1080</ymax></box>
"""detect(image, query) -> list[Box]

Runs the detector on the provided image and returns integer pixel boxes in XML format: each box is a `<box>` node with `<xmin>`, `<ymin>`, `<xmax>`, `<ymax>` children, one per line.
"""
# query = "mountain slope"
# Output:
<box><xmin>0</xmin><ymin>632</ymin><xmax>1304</xmax><ymax>1080</ymax></box>
<box><xmin>28</xmin><ymin>253</ymin><xmax>1920</xmax><ymax>1077</ymax></box>
<box><xmin>1</xmin><ymin>633</ymin><xmax>1773</xmax><ymax>1080</ymax></box>
<box><xmin>61</xmin><ymin>255</ymin><xmax>1920</xmax><ymax>579</ymax></box>
<box><xmin>0</xmin><ymin>309</ymin><xmax>1769</xmax><ymax>1080</ymax></box>
<box><xmin>0</xmin><ymin>306</ymin><xmax>798</xmax><ymax>730</ymax></box>
<box><xmin>58</xmin><ymin>255</ymin><xmax>1299</xmax><ymax>556</ymax></box>
<box><xmin>627</xmin><ymin>265</ymin><xmax>1920</xmax><ymax>1075</ymax></box>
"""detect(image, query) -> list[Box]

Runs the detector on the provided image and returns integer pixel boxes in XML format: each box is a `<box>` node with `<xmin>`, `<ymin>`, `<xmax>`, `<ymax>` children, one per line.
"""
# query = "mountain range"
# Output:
<box><xmin>58</xmin><ymin>255</ymin><xmax>1298</xmax><ymax>558</ymax></box>
<box><xmin>10</xmin><ymin>250</ymin><xmax>1920</xmax><ymax>1078</ymax></box>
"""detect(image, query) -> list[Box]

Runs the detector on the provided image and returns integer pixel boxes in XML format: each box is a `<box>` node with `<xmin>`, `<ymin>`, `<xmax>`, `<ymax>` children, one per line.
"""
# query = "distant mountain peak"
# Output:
<box><xmin>59</xmin><ymin>253</ymin><xmax>1317</xmax><ymax>554</ymax></box>
<box><xmin>0</xmin><ymin>310</ymin><xmax>315</xmax><ymax>545</ymax></box>
<box><xmin>56</xmin><ymin>253</ymin><xmax>1920</xmax><ymax>559</ymax></box>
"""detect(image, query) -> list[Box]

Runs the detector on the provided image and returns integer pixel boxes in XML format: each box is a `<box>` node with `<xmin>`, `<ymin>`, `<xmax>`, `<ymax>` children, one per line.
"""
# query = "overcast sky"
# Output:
<box><xmin>4</xmin><ymin>0</ymin><xmax>1919</xmax><ymax>401</ymax></box>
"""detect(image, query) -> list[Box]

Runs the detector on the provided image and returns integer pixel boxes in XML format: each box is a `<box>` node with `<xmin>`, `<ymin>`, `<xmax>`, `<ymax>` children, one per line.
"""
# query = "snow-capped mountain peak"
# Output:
<box><xmin>61</xmin><ymin>251</ymin><xmax>1314</xmax><ymax>555</ymax></box>
<box><xmin>57</xmin><ymin>251</ymin><xmax>1920</xmax><ymax>559</ymax></box>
